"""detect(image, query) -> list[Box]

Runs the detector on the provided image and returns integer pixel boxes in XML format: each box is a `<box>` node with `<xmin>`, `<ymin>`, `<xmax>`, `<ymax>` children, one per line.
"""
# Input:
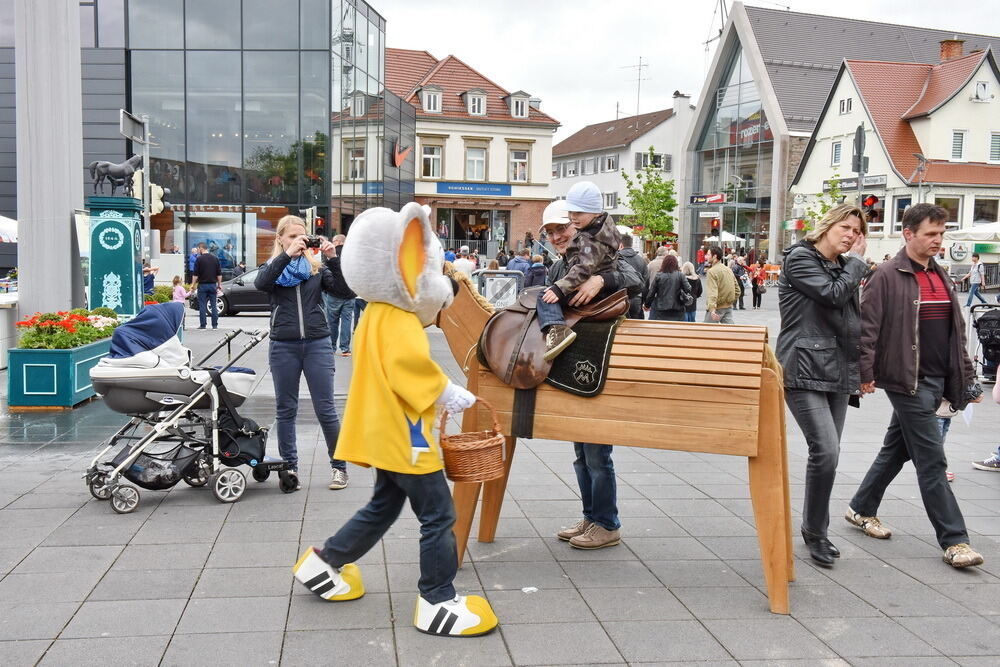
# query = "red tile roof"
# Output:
<box><xmin>552</xmin><ymin>109</ymin><xmax>675</xmax><ymax>157</ymax></box>
<box><xmin>846</xmin><ymin>48</ymin><xmax>1000</xmax><ymax>186</ymax></box>
<box><xmin>384</xmin><ymin>48</ymin><xmax>559</xmax><ymax>127</ymax></box>
<box><xmin>903</xmin><ymin>50</ymin><xmax>987</xmax><ymax>118</ymax></box>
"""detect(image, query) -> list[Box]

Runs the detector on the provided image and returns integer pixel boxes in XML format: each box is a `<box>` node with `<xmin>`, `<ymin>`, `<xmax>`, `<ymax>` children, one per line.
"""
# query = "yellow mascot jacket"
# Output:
<box><xmin>333</xmin><ymin>302</ymin><xmax>449</xmax><ymax>474</ymax></box>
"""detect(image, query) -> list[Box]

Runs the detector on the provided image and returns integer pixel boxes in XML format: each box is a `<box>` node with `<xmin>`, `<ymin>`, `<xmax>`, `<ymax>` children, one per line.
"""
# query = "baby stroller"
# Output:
<box><xmin>85</xmin><ymin>303</ymin><xmax>297</xmax><ymax>514</ymax></box>
<box><xmin>970</xmin><ymin>303</ymin><xmax>1000</xmax><ymax>383</ymax></box>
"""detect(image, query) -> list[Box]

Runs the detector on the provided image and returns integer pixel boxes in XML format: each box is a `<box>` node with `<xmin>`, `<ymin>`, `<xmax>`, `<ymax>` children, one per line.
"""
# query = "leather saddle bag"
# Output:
<box><xmin>478</xmin><ymin>287</ymin><xmax>628</xmax><ymax>390</ymax></box>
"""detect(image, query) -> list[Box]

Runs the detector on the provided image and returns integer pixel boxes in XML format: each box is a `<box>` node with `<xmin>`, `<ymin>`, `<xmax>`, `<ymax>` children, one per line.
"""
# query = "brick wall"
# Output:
<box><xmin>784</xmin><ymin>136</ymin><xmax>810</xmax><ymax>220</ymax></box>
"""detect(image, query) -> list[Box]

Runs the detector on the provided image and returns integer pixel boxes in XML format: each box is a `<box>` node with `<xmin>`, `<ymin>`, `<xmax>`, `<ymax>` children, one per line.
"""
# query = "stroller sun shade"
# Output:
<box><xmin>105</xmin><ymin>302</ymin><xmax>189</xmax><ymax>369</ymax></box>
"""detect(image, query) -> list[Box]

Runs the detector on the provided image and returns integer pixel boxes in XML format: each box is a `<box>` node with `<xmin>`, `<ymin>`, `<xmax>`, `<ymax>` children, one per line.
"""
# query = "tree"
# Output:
<box><xmin>621</xmin><ymin>147</ymin><xmax>677</xmax><ymax>242</ymax></box>
<box><xmin>801</xmin><ymin>173</ymin><xmax>845</xmax><ymax>232</ymax></box>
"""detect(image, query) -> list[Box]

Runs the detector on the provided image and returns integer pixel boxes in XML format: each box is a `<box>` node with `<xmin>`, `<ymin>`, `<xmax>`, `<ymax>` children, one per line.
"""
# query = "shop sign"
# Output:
<box><xmin>436</xmin><ymin>182</ymin><xmax>513</xmax><ymax>197</ymax></box>
<box><xmin>729</xmin><ymin>111</ymin><xmax>773</xmax><ymax>147</ymax></box>
<box><xmin>973</xmin><ymin>243</ymin><xmax>1000</xmax><ymax>254</ymax></box>
<box><xmin>950</xmin><ymin>242</ymin><xmax>970</xmax><ymax>261</ymax></box>
<box><xmin>690</xmin><ymin>193</ymin><xmax>727</xmax><ymax>205</ymax></box>
<box><xmin>698</xmin><ymin>211</ymin><xmax>721</xmax><ymax>218</ymax></box>
<box><xmin>822</xmin><ymin>175</ymin><xmax>886</xmax><ymax>191</ymax></box>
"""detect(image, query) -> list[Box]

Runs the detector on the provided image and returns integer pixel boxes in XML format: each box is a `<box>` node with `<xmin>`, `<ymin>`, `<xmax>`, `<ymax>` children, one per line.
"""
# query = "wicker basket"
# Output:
<box><xmin>438</xmin><ymin>398</ymin><xmax>506</xmax><ymax>483</ymax></box>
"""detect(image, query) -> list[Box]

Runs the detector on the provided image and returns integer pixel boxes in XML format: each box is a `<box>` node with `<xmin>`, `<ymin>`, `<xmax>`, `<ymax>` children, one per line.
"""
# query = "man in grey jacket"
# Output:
<box><xmin>847</xmin><ymin>203</ymin><xmax>985</xmax><ymax>568</ymax></box>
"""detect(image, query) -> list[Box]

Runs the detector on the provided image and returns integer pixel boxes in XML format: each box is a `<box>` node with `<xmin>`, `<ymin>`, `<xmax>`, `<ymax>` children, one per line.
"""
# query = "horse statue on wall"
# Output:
<box><xmin>88</xmin><ymin>155</ymin><xmax>143</xmax><ymax>197</ymax></box>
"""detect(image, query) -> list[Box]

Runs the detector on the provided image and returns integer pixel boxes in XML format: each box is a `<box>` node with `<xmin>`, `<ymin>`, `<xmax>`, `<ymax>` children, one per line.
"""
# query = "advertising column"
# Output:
<box><xmin>88</xmin><ymin>196</ymin><xmax>143</xmax><ymax>319</ymax></box>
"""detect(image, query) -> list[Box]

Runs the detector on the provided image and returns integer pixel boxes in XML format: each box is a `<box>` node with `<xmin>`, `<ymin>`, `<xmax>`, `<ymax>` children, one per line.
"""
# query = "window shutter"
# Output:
<box><xmin>663</xmin><ymin>154</ymin><xmax>672</xmax><ymax>172</ymax></box>
<box><xmin>634</xmin><ymin>152</ymin><xmax>643</xmax><ymax>170</ymax></box>
<box><xmin>952</xmin><ymin>131</ymin><xmax>964</xmax><ymax>159</ymax></box>
<box><xmin>990</xmin><ymin>133</ymin><xmax>1000</xmax><ymax>162</ymax></box>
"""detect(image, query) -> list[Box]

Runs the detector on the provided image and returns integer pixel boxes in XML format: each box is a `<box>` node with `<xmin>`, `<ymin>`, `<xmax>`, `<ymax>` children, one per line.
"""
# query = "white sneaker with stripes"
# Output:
<box><xmin>413</xmin><ymin>594</ymin><xmax>498</xmax><ymax>637</ymax></box>
<box><xmin>292</xmin><ymin>548</ymin><xmax>364</xmax><ymax>601</ymax></box>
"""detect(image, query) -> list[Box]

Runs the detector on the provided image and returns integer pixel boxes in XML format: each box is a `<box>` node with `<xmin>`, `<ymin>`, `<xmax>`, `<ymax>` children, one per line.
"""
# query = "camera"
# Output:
<box><xmin>304</xmin><ymin>235</ymin><xmax>321</xmax><ymax>249</ymax></box>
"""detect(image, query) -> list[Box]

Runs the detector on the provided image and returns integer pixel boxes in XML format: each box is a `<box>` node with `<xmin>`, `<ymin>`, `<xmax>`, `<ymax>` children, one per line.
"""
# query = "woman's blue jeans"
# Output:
<box><xmin>268</xmin><ymin>337</ymin><xmax>345</xmax><ymax>472</ymax></box>
<box><xmin>320</xmin><ymin>468</ymin><xmax>457</xmax><ymax>604</ymax></box>
<box><xmin>573</xmin><ymin>442</ymin><xmax>620</xmax><ymax>530</ymax></box>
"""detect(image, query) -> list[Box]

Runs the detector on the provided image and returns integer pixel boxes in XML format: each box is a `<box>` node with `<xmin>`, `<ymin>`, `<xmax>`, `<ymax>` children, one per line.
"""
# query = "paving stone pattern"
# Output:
<box><xmin>0</xmin><ymin>305</ymin><xmax>998</xmax><ymax>665</ymax></box>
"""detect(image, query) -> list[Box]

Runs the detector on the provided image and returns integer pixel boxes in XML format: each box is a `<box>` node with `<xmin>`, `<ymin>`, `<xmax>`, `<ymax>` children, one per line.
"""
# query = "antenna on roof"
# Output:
<box><xmin>621</xmin><ymin>56</ymin><xmax>650</xmax><ymax>118</ymax></box>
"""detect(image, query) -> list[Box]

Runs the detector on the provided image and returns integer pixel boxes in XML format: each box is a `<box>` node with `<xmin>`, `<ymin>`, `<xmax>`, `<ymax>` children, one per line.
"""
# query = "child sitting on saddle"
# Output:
<box><xmin>538</xmin><ymin>181</ymin><xmax>621</xmax><ymax>361</ymax></box>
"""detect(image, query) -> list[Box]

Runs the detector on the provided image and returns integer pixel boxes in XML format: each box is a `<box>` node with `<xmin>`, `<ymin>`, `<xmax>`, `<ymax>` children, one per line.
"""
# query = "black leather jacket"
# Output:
<box><xmin>644</xmin><ymin>271</ymin><xmax>691</xmax><ymax>312</ymax></box>
<box><xmin>255</xmin><ymin>252</ymin><xmax>339</xmax><ymax>341</ymax></box>
<box><xmin>775</xmin><ymin>240</ymin><xmax>867</xmax><ymax>393</ymax></box>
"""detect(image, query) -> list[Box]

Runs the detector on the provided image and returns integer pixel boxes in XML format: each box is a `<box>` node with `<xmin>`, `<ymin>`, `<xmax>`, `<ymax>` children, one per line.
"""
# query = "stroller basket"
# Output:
<box><xmin>112</xmin><ymin>442</ymin><xmax>201</xmax><ymax>491</ymax></box>
<box><xmin>975</xmin><ymin>309</ymin><xmax>1000</xmax><ymax>364</ymax></box>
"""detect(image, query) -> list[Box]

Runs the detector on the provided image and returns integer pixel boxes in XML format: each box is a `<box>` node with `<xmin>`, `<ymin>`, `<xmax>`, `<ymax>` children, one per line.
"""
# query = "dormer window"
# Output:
<box><xmin>352</xmin><ymin>94</ymin><xmax>366</xmax><ymax>117</ymax></box>
<box><xmin>469</xmin><ymin>95</ymin><xmax>485</xmax><ymax>115</ymax></box>
<box><xmin>422</xmin><ymin>87</ymin><xmax>442</xmax><ymax>113</ymax></box>
<box><xmin>512</xmin><ymin>98</ymin><xmax>528</xmax><ymax>118</ymax></box>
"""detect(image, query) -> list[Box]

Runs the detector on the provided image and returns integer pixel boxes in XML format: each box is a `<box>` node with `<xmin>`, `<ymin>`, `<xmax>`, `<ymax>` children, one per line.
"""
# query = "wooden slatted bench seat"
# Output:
<box><xmin>438</xmin><ymin>283</ymin><xmax>794</xmax><ymax>614</ymax></box>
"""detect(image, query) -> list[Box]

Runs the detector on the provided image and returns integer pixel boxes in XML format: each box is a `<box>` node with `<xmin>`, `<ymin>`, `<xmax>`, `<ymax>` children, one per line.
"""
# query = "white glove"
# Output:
<box><xmin>436</xmin><ymin>380</ymin><xmax>476</xmax><ymax>413</ymax></box>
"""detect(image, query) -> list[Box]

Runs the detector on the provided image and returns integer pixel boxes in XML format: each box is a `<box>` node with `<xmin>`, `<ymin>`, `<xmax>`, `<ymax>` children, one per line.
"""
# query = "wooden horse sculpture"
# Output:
<box><xmin>437</xmin><ymin>279</ymin><xmax>795</xmax><ymax>614</ymax></box>
<box><xmin>88</xmin><ymin>155</ymin><xmax>143</xmax><ymax>196</ymax></box>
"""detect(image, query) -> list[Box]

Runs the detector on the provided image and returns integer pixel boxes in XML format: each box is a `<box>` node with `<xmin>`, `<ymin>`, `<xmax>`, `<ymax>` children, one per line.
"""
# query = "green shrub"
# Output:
<box><xmin>151</xmin><ymin>285</ymin><xmax>172</xmax><ymax>303</ymax></box>
<box><xmin>91</xmin><ymin>307</ymin><xmax>117</xmax><ymax>318</ymax></box>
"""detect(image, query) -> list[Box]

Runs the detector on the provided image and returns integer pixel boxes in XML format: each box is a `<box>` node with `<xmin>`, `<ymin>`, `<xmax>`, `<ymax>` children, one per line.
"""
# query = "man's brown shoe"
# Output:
<box><xmin>543</xmin><ymin>325</ymin><xmax>577</xmax><ymax>362</ymax></box>
<box><xmin>569</xmin><ymin>523</ymin><xmax>620</xmax><ymax>550</ymax></box>
<box><xmin>845</xmin><ymin>506</ymin><xmax>892</xmax><ymax>539</ymax></box>
<box><xmin>943</xmin><ymin>543</ymin><xmax>984</xmax><ymax>568</ymax></box>
<box><xmin>556</xmin><ymin>518</ymin><xmax>592</xmax><ymax>541</ymax></box>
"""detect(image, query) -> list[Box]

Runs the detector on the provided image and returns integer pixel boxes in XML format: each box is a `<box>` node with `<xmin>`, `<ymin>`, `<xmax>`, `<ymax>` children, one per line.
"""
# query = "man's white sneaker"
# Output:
<box><xmin>329</xmin><ymin>469</ymin><xmax>348</xmax><ymax>490</ymax></box>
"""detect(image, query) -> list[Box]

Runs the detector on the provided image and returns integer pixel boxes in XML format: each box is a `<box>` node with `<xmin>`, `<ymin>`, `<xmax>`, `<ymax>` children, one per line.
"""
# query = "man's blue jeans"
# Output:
<box><xmin>966</xmin><ymin>283</ymin><xmax>987</xmax><ymax>306</ymax></box>
<box><xmin>320</xmin><ymin>468</ymin><xmax>457</xmax><ymax>604</ymax></box>
<box><xmin>197</xmin><ymin>284</ymin><xmax>218</xmax><ymax>328</ymax></box>
<box><xmin>573</xmin><ymin>442</ymin><xmax>620</xmax><ymax>531</ymax></box>
<box><xmin>268</xmin><ymin>337</ymin><xmax>346</xmax><ymax>472</ymax></box>
<box><xmin>323</xmin><ymin>294</ymin><xmax>355</xmax><ymax>353</ymax></box>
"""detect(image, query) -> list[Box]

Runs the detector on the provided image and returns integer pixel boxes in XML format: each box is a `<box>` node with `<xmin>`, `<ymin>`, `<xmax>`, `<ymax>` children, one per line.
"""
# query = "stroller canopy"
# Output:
<box><xmin>105</xmin><ymin>302</ymin><xmax>188</xmax><ymax>368</ymax></box>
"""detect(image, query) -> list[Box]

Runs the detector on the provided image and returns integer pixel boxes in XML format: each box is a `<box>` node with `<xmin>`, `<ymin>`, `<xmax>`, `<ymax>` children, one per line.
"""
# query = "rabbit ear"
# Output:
<box><xmin>398</xmin><ymin>216</ymin><xmax>426</xmax><ymax>299</ymax></box>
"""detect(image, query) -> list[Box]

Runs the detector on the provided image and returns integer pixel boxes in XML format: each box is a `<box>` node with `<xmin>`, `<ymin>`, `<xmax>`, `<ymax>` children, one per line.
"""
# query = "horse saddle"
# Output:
<box><xmin>478</xmin><ymin>287</ymin><xmax>628</xmax><ymax>390</ymax></box>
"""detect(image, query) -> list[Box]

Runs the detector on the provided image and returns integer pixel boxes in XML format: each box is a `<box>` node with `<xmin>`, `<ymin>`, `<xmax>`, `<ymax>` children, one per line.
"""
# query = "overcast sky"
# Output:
<box><xmin>374</xmin><ymin>0</ymin><xmax>988</xmax><ymax>143</ymax></box>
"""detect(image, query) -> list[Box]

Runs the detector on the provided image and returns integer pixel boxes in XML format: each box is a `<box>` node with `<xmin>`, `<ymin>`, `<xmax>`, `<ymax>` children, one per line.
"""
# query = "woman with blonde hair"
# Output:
<box><xmin>255</xmin><ymin>215</ymin><xmax>349</xmax><ymax>490</ymax></box>
<box><xmin>680</xmin><ymin>261</ymin><xmax>702</xmax><ymax>322</ymax></box>
<box><xmin>776</xmin><ymin>203</ymin><xmax>868</xmax><ymax>567</ymax></box>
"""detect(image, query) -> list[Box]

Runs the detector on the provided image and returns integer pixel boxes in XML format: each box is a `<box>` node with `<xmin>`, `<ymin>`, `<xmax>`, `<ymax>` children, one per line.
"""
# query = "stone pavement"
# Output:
<box><xmin>0</xmin><ymin>302</ymin><xmax>999</xmax><ymax>666</ymax></box>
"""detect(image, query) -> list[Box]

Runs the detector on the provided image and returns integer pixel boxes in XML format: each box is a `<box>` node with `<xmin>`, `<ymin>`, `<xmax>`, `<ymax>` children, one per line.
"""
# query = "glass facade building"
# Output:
<box><xmin>692</xmin><ymin>46</ymin><xmax>773</xmax><ymax>258</ymax></box>
<box><xmin>0</xmin><ymin>0</ymin><xmax>407</xmax><ymax>273</ymax></box>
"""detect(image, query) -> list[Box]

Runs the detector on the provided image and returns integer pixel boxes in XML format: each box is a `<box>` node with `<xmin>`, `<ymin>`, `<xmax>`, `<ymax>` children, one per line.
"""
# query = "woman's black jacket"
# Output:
<box><xmin>644</xmin><ymin>271</ymin><xmax>691</xmax><ymax>312</ymax></box>
<box><xmin>255</xmin><ymin>252</ymin><xmax>339</xmax><ymax>341</ymax></box>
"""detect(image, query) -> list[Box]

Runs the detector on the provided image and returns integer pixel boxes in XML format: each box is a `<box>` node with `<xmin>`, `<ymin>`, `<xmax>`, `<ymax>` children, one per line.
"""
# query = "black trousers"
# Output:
<box><xmin>850</xmin><ymin>375</ymin><xmax>969</xmax><ymax>549</ymax></box>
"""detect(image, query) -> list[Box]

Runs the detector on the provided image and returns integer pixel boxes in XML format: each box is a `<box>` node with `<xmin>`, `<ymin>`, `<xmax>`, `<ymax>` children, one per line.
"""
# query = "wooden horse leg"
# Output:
<box><xmin>779</xmin><ymin>384</ymin><xmax>795</xmax><ymax>582</ymax></box>
<box><xmin>477</xmin><ymin>435</ymin><xmax>516</xmax><ymax>542</ymax></box>
<box><xmin>452</xmin><ymin>481</ymin><xmax>481</xmax><ymax>566</ymax></box>
<box><xmin>747</xmin><ymin>368</ymin><xmax>791</xmax><ymax>614</ymax></box>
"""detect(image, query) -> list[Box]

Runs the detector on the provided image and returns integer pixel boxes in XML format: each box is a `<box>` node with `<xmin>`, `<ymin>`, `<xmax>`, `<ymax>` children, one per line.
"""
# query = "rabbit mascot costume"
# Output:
<box><xmin>293</xmin><ymin>203</ymin><xmax>498</xmax><ymax>637</ymax></box>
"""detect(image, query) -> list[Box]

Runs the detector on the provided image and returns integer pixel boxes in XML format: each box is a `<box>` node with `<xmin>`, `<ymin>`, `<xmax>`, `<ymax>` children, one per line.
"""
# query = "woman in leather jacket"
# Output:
<box><xmin>643</xmin><ymin>255</ymin><xmax>691</xmax><ymax>321</ymax></box>
<box><xmin>776</xmin><ymin>203</ymin><xmax>868</xmax><ymax>567</ymax></box>
<box><xmin>255</xmin><ymin>215</ymin><xmax>348</xmax><ymax>490</ymax></box>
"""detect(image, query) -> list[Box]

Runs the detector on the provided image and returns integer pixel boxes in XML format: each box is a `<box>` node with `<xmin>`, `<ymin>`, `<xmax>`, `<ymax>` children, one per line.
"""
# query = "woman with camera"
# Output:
<box><xmin>255</xmin><ymin>215</ymin><xmax>349</xmax><ymax>490</ymax></box>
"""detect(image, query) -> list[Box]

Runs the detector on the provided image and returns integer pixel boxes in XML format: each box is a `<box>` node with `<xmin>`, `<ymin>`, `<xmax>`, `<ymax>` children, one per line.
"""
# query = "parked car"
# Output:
<box><xmin>188</xmin><ymin>266</ymin><xmax>269</xmax><ymax>316</ymax></box>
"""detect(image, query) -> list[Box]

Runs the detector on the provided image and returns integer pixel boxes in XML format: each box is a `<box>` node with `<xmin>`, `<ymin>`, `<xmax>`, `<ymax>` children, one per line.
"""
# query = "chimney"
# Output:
<box><xmin>528</xmin><ymin>97</ymin><xmax>541</xmax><ymax>110</ymax></box>
<box><xmin>940</xmin><ymin>37</ymin><xmax>965</xmax><ymax>62</ymax></box>
<box><xmin>672</xmin><ymin>90</ymin><xmax>690</xmax><ymax>113</ymax></box>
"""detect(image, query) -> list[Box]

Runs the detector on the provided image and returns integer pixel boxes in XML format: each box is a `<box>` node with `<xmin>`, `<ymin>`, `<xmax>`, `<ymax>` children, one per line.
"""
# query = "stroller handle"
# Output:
<box><xmin>194</xmin><ymin>328</ymin><xmax>243</xmax><ymax>366</ymax></box>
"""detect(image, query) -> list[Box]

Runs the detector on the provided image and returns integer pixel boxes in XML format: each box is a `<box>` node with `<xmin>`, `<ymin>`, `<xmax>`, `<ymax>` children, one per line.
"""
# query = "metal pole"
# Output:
<box><xmin>142</xmin><ymin>114</ymin><xmax>151</xmax><ymax>260</ymax></box>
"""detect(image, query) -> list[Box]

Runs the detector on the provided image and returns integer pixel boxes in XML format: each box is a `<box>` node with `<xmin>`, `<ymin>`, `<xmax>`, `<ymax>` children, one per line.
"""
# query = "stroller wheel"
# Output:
<box><xmin>212</xmin><ymin>468</ymin><xmax>247</xmax><ymax>503</ymax></box>
<box><xmin>279</xmin><ymin>471</ymin><xmax>299</xmax><ymax>494</ymax></box>
<box><xmin>88</xmin><ymin>473</ymin><xmax>112</xmax><ymax>500</ymax></box>
<box><xmin>252</xmin><ymin>466</ymin><xmax>271</xmax><ymax>483</ymax></box>
<box><xmin>110</xmin><ymin>485</ymin><xmax>140</xmax><ymax>514</ymax></box>
<box><xmin>183</xmin><ymin>456</ymin><xmax>211</xmax><ymax>487</ymax></box>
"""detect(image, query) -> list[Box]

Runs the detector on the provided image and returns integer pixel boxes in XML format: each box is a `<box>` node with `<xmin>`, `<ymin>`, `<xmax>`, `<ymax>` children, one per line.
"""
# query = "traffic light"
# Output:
<box><xmin>150</xmin><ymin>182</ymin><xmax>170</xmax><ymax>215</ymax></box>
<box><xmin>862</xmin><ymin>195</ymin><xmax>879</xmax><ymax>220</ymax></box>
<box><xmin>130</xmin><ymin>169</ymin><xmax>143</xmax><ymax>199</ymax></box>
<box><xmin>711</xmin><ymin>218</ymin><xmax>720</xmax><ymax>233</ymax></box>
<box><xmin>315</xmin><ymin>216</ymin><xmax>326</xmax><ymax>235</ymax></box>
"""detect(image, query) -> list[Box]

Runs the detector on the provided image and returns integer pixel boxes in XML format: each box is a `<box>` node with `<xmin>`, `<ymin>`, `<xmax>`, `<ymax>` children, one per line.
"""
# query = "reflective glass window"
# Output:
<box><xmin>244</xmin><ymin>51</ymin><xmax>299</xmax><ymax>204</ymax></box>
<box><xmin>97</xmin><ymin>0</ymin><xmax>125</xmax><ymax>47</ymax></box>
<box><xmin>80</xmin><ymin>4</ymin><xmax>96</xmax><ymax>48</ymax></box>
<box><xmin>130</xmin><ymin>50</ymin><xmax>186</xmax><ymax>201</ymax></box>
<box><xmin>185</xmin><ymin>0</ymin><xmax>240</xmax><ymax>49</ymax></box>
<box><xmin>301</xmin><ymin>51</ymin><xmax>329</xmax><ymax>207</ymax></box>
<box><xmin>0</xmin><ymin>0</ymin><xmax>13</xmax><ymax>47</ymax></box>
<box><xmin>244</xmin><ymin>0</ymin><xmax>298</xmax><ymax>49</ymax></box>
<box><xmin>186</xmin><ymin>51</ymin><xmax>242</xmax><ymax>203</ymax></box>
<box><xmin>300</xmin><ymin>0</ymin><xmax>329</xmax><ymax>49</ymax></box>
<box><xmin>128</xmin><ymin>0</ymin><xmax>182</xmax><ymax>49</ymax></box>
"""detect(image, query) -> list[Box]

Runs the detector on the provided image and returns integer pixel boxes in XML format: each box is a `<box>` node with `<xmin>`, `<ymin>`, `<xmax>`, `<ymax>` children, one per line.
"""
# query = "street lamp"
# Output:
<box><xmin>910</xmin><ymin>153</ymin><xmax>928</xmax><ymax>204</ymax></box>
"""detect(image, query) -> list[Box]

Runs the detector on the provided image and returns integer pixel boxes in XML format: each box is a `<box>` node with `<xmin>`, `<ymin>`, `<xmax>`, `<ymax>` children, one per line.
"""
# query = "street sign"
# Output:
<box><xmin>698</xmin><ymin>211</ymin><xmax>721</xmax><ymax>218</ymax></box>
<box><xmin>793</xmin><ymin>193</ymin><xmax>806</xmax><ymax>205</ymax></box>
<box><xmin>690</xmin><ymin>193</ymin><xmax>727</xmax><ymax>205</ymax></box>
<box><xmin>476</xmin><ymin>270</ymin><xmax>523</xmax><ymax>309</ymax></box>
<box><xmin>119</xmin><ymin>109</ymin><xmax>146</xmax><ymax>144</ymax></box>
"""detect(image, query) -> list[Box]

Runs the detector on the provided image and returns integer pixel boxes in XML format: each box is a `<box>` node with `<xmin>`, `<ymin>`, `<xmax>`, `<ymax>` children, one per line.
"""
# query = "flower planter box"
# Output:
<box><xmin>7</xmin><ymin>339</ymin><xmax>111</xmax><ymax>409</ymax></box>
